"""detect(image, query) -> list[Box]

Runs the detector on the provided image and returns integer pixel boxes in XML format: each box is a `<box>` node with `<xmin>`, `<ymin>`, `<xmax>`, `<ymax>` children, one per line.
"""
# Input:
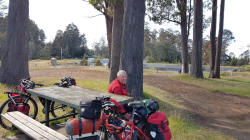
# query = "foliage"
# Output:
<box><xmin>0</xmin><ymin>0</ymin><xmax>7</xmax><ymax>17</ymax></box>
<box><xmin>144</xmin><ymin>26</ymin><xmax>183</xmax><ymax>63</ymax></box>
<box><xmin>95</xmin><ymin>58</ymin><xmax>102</xmax><ymax>66</ymax></box>
<box><xmin>202</xmin><ymin>29</ymin><xmax>235</xmax><ymax>65</ymax></box>
<box><xmin>239</xmin><ymin>65</ymin><xmax>250</xmax><ymax>72</ymax></box>
<box><xmin>0</xmin><ymin>18</ymin><xmax>47</xmax><ymax>60</ymax></box>
<box><xmin>28</xmin><ymin>20</ymin><xmax>46</xmax><ymax>59</ymax></box>
<box><xmin>93</xmin><ymin>37</ymin><xmax>109</xmax><ymax>58</ymax></box>
<box><xmin>50</xmin><ymin>23</ymin><xmax>88</xmax><ymax>59</ymax></box>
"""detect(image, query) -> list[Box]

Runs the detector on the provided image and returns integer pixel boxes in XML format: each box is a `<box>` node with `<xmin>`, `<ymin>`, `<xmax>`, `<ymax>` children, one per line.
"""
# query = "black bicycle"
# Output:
<box><xmin>0</xmin><ymin>78</ymin><xmax>74</xmax><ymax>130</ymax></box>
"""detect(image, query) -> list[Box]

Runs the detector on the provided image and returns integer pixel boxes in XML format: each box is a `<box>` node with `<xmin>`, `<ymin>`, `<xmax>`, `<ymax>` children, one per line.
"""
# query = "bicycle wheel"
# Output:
<box><xmin>50</xmin><ymin>101</ymin><xmax>74</xmax><ymax>118</ymax></box>
<box><xmin>0</xmin><ymin>94</ymin><xmax>38</xmax><ymax>130</ymax></box>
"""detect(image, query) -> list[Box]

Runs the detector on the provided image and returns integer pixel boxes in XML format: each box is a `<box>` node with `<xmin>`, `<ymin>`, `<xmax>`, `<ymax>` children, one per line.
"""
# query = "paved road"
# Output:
<box><xmin>144</xmin><ymin>63</ymin><xmax>239</xmax><ymax>72</ymax></box>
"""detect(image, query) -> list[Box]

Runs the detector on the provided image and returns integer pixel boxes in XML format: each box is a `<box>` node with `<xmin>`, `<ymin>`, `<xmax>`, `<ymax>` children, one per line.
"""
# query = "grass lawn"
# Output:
<box><xmin>170</xmin><ymin>71</ymin><xmax>250</xmax><ymax>97</ymax></box>
<box><xmin>0</xmin><ymin>77</ymin><xmax>234</xmax><ymax>139</ymax></box>
<box><xmin>0</xmin><ymin>59</ymin><xmax>243</xmax><ymax>139</ymax></box>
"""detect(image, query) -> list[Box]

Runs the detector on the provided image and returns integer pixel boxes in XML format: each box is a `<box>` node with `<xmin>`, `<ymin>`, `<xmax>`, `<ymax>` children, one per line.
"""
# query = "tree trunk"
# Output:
<box><xmin>214</xmin><ymin>0</ymin><xmax>225</xmax><ymax>78</ymax></box>
<box><xmin>179</xmin><ymin>0</ymin><xmax>189</xmax><ymax>73</ymax></box>
<box><xmin>209</xmin><ymin>0</ymin><xmax>217</xmax><ymax>78</ymax></box>
<box><xmin>121</xmin><ymin>0</ymin><xmax>145</xmax><ymax>98</ymax></box>
<box><xmin>191</xmin><ymin>0</ymin><xmax>203</xmax><ymax>78</ymax></box>
<box><xmin>105</xmin><ymin>15</ymin><xmax>113</xmax><ymax>68</ymax></box>
<box><xmin>0</xmin><ymin>0</ymin><xmax>30</xmax><ymax>85</ymax></box>
<box><xmin>109</xmin><ymin>1</ymin><xmax>124</xmax><ymax>83</ymax></box>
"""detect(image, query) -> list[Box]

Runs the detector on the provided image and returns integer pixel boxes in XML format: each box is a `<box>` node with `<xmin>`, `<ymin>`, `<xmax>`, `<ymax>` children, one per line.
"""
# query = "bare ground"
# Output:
<box><xmin>30</xmin><ymin>68</ymin><xmax>250</xmax><ymax>140</ymax></box>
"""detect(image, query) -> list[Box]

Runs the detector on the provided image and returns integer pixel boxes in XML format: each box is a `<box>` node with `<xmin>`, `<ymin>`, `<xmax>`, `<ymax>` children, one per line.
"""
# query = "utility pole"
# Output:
<box><xmin>61</xmin><ymin>47</ymin><xmax>62</xmax><ymax>60</ymax></box>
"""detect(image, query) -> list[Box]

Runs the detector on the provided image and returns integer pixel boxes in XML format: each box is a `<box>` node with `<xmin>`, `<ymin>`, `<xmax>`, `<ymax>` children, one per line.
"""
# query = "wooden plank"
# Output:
<box><xmin>14</xmin><ymin>111</ymin><xmax>67</xmax><ymax>140</ymax></box>
<box><xmin>1</xmin><ymin>113</ymin><xmax>47</xmax><ymax>140</ymax></box>
<box><xmin>9</xmin><ymin>112</ymin><xmax>63</xmax><ymax>140</ymax></box>
<box><xmin>27</xmin><ymin>86</ymin><xmax>134</xmax><ymax>109</ymax></box>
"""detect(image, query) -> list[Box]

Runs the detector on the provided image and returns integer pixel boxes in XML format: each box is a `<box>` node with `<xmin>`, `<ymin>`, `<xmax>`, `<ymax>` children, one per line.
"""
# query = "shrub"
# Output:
<box><xmin>95</xmin><ymin>59</ymin><xmax>102</xmax><ymax>66</ymax></box>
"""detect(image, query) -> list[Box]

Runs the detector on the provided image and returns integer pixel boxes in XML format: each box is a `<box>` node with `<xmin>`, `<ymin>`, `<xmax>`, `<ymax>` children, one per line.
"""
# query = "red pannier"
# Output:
<box><xmin>7</xmin><ymin>103</ymin><xmax>30</xmax><ymax>115</ymax></box>
<box><xmin>147</xmin><ymin>112</ymin><xmax>172</xmax><ymax>140</ymax></box>
<box><xmin>7</xmin><ymin>92</ymin><xmax>30</xmax><ymax>115</ymax></box>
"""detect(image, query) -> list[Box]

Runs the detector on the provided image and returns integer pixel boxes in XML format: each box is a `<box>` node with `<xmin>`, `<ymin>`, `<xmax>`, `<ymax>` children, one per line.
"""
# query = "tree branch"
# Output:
<box><xmin>86</xmin><ymin>14</ymin><xmax>103</xmax><ymax>18</ymax></box>
<box><xmin>166</xmin><ymin>18</ymin><xmax>181</xmax><ymax>24</ymax></box>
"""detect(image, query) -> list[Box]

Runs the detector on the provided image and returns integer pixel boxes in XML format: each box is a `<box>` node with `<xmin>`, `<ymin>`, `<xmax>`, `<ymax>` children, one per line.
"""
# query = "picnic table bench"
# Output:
<box><xmin>1</xmin><ymin>86</ymin><xmax>133</xmax><ymax>139</ymax></box>
<box><xmin>1</xmin><ymin>111</ymin><xmax>67</xmax><ymax>140</ymax></box>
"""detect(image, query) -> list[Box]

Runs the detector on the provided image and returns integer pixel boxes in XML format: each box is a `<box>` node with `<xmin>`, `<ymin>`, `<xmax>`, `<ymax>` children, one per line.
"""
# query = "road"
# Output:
<box><xmin>144</xmin><ymin>63</ymin><xmax>239</xmax><ymax>72</ymax></box>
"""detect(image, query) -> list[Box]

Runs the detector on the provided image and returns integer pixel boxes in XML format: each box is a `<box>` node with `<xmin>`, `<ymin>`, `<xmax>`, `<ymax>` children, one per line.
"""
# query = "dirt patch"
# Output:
<box><xmin>30</xmin><ymin>68</ymin><xmax>250</xmax><ymax>139</ymax></box>
<box><xmin>30</xmin><ymin>67</ymin><xmax>109</xmax><ymax>80</ymax></box>
<box><xmin>144</xmin><ymin>75</ymin><xmax>250</xmax><ymax>139</ymax></box>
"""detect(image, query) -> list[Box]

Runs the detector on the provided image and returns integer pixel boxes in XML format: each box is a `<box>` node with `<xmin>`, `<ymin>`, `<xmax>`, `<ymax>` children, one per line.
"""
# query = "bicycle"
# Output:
<box><xmin>0</xmin><ymin>78</ymin><xmax>74</xmax><ymax>130</ymax></box>
<box><xmin>97</xmin><ymin>97</ymin><xmax>150</xmax><ymax>140</ymax></box>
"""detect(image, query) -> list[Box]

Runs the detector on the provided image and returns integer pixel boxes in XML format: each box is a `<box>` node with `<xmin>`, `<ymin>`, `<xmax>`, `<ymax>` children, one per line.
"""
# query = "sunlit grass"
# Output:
<box><xmin>143</xmin><ymin>85</ymin><xmax>234</xmax><ymax>140</ymax></box>
<box><xmin>0</xmin><ymin>65</ymin><xmax>240</xmax><ymax>139</ymax></box>
<box><xmin>170</xmin><ymin>73</ymin><xmax>250</xmax><ymax>97</ymax></box>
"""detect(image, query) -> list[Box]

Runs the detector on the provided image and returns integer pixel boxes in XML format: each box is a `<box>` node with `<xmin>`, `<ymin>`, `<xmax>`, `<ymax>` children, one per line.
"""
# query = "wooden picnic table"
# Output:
<box><xmin>27</xmin><ymin>86</ymin><xmax>133</xmax><ymax>126</ymax></box>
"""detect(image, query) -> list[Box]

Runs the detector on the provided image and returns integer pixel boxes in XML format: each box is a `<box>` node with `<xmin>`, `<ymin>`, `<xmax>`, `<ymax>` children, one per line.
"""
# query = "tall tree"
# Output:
<box><xmin>121</xmin><ymin>0</ymin><xmax>145</xmax><ymax>98</ymax></box>
<box><xmin>51</xmin><ymin>30</ymin><xmax>64</xmax><ymax>58</ymax></box>
<box><xmin>214</xmin><ymin>0</ymin><xmax>225</xmax><ymax>78</ymax></box>
<box><xmin>0</xmin><ymin>0</ymin><xmax>29</xmax><ymax>85</ymax></box>
<box><xmin>209</xmin><ymin>0</ymin><xmax>217</xmax><ymax>78</ymax></box>
<box><xmin>147</xmin><ymin>0</ymin><xmax>192</xmax><ymax>73</ymax></box>
<box><xmin>63</xmin><ymin>23</ymin><xmax>83</xmax><ymax>58</ymax></box>
<box><xmin>191</xmin><ymin>0</ymin><xmax>203</xmax><ymax>78</ymax></box>
<box><xmin>109</xmin><ymin>0</ymin><xmax>124</xmax><ymax>83</ymax></box>
<box><xmin>87</xmin><ymin>0</ymin><xmax>113</xmax><ymax>67</ymax></box>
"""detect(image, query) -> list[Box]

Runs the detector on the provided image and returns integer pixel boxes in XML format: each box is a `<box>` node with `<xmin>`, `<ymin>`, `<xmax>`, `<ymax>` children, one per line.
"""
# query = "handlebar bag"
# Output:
<box><xmin>146</xmin><ymin>112</ymin><xmax>172</xmax><ymax>140</ymax></box>
<box><xmin>80</xmin><ymin>99</ymin><xmax>102</xmax><ymax>119</ymax></box>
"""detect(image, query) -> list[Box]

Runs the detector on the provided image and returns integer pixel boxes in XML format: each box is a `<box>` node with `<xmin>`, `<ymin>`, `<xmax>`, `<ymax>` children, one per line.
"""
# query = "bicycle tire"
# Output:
<box><xmin>132</xmin><ymin>122</ymin><xmax>148</xmax><ymax>140</ymax></box>
<box><xmin>50</xmin><ymin>101</ymin><xmax>74</xmax><ymax>118</ymax></box>
<box><xmin>0</xmin><ymin>94</ymin><xmax>38</xmax><ymax>130</ymax></box>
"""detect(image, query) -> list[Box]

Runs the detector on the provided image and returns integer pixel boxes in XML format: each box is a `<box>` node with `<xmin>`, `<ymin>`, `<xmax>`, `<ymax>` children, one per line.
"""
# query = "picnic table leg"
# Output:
<box><xmin>45</xmin><ymin>99</ymin><xmax>51</xmax><ymax>126</ymax></box>
<box><xmin>72</xmin><ymin>109</ymin><xmax>76</xmax><ymax>118</ymax></box>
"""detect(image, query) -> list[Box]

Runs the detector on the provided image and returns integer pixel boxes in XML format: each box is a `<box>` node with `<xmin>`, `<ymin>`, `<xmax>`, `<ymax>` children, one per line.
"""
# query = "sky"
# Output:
<box><xmin>4</xmin><ymin>0</ymin><xmax>250</xmax><ymax>57</ymax></box>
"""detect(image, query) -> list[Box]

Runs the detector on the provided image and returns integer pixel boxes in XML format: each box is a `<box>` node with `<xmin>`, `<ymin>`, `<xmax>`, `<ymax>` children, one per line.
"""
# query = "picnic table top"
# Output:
<box><xmin>27</xmin><ymin>86</ymin><xmax>133</xmax><ymax>110</ymax></box>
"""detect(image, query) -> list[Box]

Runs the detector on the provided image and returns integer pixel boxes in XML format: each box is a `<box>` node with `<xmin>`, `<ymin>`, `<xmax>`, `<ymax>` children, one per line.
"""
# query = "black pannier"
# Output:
<box><xmin>80</xmin><ymin>99</ymin><xmax>102</xmax><ymax>119</ymax></box>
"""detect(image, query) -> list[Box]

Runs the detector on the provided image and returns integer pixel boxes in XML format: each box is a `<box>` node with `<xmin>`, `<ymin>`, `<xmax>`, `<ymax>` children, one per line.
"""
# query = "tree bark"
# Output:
<box><xmin>109</xmin><ymin>1</ymin><xmax>124</xmax><ymax>83</ymax></box>
<box><xmin>177</xmin><ymin>0</ymin><xmax>189</xmax><ymax>73</ymax></box>
<box><xmin>209</xmin><ymin>0</ymin><xmax>217</xmax><ymax>78</ymax></box>
<box><xmin>105</xmin><ymin>15</ymin><xmax>113</xmax><ymax>68</ymax></box>
<box><xmin>214</xmin><ymin>0</ymin><xmax>225</xmax><ymax>78</ymax></box>
<box><xmin>121</xmin><ymin>0</ymin><xmax>145</xmax><ymax>98</ymax></box>
<box><xmin>0</xmin><ymin>0</ymin><xmax>30</xmax><ymax>85</ymax></box>
<box><xmin>191</xmin><ymin>0</ymin><xmax>203</xmax><ymax>78</ymax></box>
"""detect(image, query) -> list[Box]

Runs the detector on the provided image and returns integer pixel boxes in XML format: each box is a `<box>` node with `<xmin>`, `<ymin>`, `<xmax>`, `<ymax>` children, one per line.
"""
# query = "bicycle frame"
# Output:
<box><xmin>117</xmin><ymin>121</ymin><xmax>150</xmax><ymax>140</ymax></box>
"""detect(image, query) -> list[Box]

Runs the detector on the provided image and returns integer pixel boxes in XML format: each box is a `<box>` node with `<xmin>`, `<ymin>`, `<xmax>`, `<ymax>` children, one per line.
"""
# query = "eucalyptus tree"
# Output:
<box><xmin>86</xmin><ymin>0</ymin><xmax>113</xmax><ymax>67</ymax></box>
<box><xmin>147</xmin><ymin>0</ymin><xmax>193</xmax><ymax>73</ymax></box>
<box><xmin>191</xmin><ymin>0</ymin><xmax>203</xmax><ymax>78</ymax></box>
<box><xmin>0</xmin><ymin>0</ymin><xmax>30</xmax><ymax>85</ymax></box>
<box><xmin>214</xmin><ymin>0</ymin><xmax>225</xmax><ymax>78</ymax></box>
<box><xmin>121</xmin><ymin>0</ymin><xmax>145</xmax><ymax>98</ymax></box>
<box><xmin>209</xmin><ymin>0</ymin><xmax>217</xmax><ymax>78</ymax></box>
<box><xmin>109</xmin><ymin>0</ymin><xmax>124</xmax><ymax>83</ymax></box>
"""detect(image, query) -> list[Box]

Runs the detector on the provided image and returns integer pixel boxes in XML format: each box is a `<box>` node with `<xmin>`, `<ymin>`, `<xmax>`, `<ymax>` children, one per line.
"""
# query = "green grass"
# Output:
<box><xmin>170</xmin><ymin>73</ymin><xmax>250</xmax><ymax>97</ymax></box>
<box><xmin>143</xmin><ymin>85</ymin><xmax>234</xmax><ymax>140</ymax></box>
<box><xmin>0</xmin><ymin>77</ymin><xmax>234</xmax><ymax>139</ymax></box>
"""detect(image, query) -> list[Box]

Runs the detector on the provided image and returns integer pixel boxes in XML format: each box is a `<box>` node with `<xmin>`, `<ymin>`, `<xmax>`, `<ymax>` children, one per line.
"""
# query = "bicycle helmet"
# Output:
<box><xmin>105</xmin><ymin>118</ymin><xmax>126</xmax><ymax>134</ymax></box>
<box><xmin>19</xmin><ymin>78</ymin><xmax>35</xmax><ymax>91</ymax></box>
